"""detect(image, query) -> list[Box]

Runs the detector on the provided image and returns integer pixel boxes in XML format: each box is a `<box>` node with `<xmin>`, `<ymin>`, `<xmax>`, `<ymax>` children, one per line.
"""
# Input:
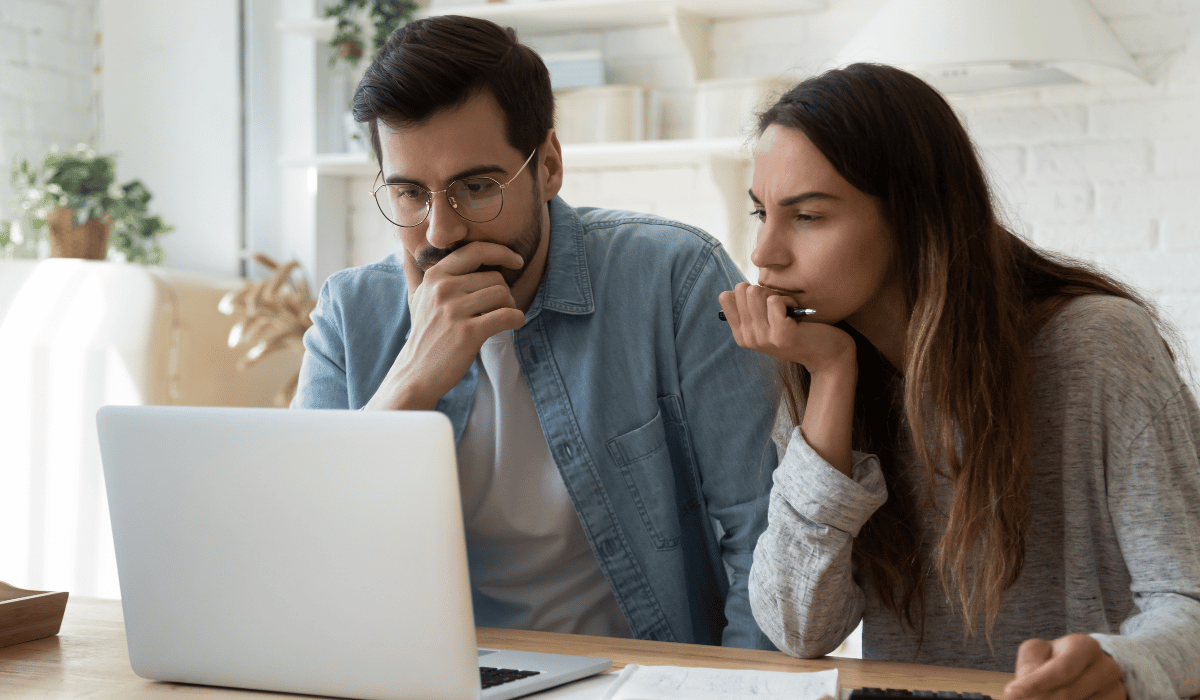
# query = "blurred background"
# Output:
<box><xmin>1</xmin><ymin>0</ymin><xmax>1197</xmax><ymax>610</ymax></box>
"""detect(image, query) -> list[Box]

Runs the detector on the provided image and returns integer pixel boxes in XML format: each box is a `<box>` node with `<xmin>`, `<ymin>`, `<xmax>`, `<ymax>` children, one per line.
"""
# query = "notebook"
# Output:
<box><xmin>97</xmin><ymin>405</ymin><xmax>611</xmax><ymax>700</ymax></box>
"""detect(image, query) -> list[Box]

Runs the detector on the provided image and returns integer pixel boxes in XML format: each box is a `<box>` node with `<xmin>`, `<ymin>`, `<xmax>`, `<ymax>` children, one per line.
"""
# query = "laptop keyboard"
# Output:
<box><xmin>480</xmin><ymin>666</ymin><xmax>542</xmax><ymax>689</ymax></box>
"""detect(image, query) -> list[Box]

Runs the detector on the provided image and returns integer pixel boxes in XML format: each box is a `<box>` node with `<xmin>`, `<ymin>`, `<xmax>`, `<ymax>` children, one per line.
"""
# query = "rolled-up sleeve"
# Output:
<box><xmin>291</xmin><ymin>279</ymin><xmax>349</xmax><ymax>410</ymax></box>
<box><xmin>749</xmin><ymin>427</ymin><xmax>886</xmax><ymax>657</ymax></box>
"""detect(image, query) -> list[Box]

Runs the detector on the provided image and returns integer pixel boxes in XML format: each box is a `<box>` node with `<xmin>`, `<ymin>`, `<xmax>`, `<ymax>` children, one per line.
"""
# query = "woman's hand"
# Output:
<box><xmin>718</xmin><ymin>283</ymin><xmax>855</xmax><ymax>375</ymax></box>
<box><xmin>1005</xmin><ymin>635</ymin><xmax>1126</xmax><ymax>700</ymax></box>
<box><xmin>718</xmin><ymin>282</ymin><xmax>858</xmax><ymax>476</ymax></box>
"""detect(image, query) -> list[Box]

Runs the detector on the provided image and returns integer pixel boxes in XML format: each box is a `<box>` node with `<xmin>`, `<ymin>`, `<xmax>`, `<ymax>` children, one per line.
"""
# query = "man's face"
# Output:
<box><xmin>376</xmin><ymin>91</ymin><xmax>554</xmax><ymax>299</ymax></box>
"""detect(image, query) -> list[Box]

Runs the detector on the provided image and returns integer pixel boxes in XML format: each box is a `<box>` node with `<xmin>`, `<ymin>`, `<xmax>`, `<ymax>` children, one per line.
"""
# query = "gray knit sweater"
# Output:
<box><xmin>748</xmin><ymin>295</ymin><xmax>1200</xmax><ymax>700</ymax></box>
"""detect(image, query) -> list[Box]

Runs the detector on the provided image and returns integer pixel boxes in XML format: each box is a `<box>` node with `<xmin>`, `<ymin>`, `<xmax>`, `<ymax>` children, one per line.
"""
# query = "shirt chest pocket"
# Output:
<box><xmin>606</xmin><ymin>408</ymin><xmax>682</xmax><ymax>550</ymax></box>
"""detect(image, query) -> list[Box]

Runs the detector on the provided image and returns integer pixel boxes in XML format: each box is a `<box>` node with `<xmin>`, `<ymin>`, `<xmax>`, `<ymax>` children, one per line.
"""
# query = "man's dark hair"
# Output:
<box><xmin>352</xmin><ymin>15</ymin><xmax>554</xmax><ymax>172</ymax></box>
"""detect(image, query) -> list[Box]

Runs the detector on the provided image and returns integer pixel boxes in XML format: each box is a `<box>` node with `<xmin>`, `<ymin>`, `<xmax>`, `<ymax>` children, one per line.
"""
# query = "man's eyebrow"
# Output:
<box><xmin>384</xmin><ymin>163</ymin><xmax>508</xmax><ymax>187</ymax></box>
<box><xmin>747</xmin><ymin>190</ymin><xmax>839</xmax><ymax>207</ymax></box>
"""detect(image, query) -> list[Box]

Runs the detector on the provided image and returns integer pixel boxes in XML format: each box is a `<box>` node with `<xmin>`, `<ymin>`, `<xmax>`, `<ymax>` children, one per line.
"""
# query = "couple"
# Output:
<box><xmin>291</xmin><ymin>15</ymin><xmax>1200</xmax><ymax>700</ymax></box>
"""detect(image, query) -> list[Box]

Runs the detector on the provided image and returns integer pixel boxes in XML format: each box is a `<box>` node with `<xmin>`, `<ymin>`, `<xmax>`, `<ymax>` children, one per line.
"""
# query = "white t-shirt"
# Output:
<box><xmin>455</xmin><ymin>330</ymin><xmax>632</xmax><ymax>638</ymax></box>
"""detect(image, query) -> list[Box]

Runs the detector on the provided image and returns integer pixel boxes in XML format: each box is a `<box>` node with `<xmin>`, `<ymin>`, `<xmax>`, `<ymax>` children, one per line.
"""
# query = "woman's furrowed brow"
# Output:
<box><xmin>778</xmin><ymin>191</ymin><xmax>839</xmax><ymax>207</ymax></box>
<box><xmin>748</xmin><ymin>189</ymin><xmax>840</xmax><ymax>207</ymax></box>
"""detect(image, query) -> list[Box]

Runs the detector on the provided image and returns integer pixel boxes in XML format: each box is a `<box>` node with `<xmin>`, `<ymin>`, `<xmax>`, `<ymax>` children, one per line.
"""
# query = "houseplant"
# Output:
<box><xmin>324</xmin><ymin>0</ymin><xmax>418</xmax><ymax>68</ymax></box>
<box><xmin>11</xmin><ymin>144</ymin><xmax>172</xmax><ymax>265</ymax></box>
<box><xmin>0</xmin><ymin>218</ymin><xmax>12</xmax><ymax>256</ymax></box>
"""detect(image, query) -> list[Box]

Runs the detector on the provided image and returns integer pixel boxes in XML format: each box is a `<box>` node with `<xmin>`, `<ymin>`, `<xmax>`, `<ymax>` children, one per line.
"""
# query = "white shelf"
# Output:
<box><xmin>282</xmin><ymin>1</ymin><xmax>827</xmax><ymax>81</ymax></box>
<box><xmin>280</xmin><ymin>1</ymin><xmax>826</xmax><ymax>38</ymax></box>
<box><xmin>281</xmin><ymin>138</ymin><xmax>751</xmax><ymax>177</ymax></box>
<box><xmin>423</xmin><ymin>0</ymin><xmax>825</xmax><ymax>80</ymax></box>
<box><xmin>281</xmin><ymin>153</ymin><xmax>377</xmax><ymax>177</ymax></box>
<box><xmin>564</xmin><ymin>138</ymin><xmax>748</xmax><ymax>168</ymax></box>
<box><xmin>276</xmin><ymin>17</ymin><xmax>336</xmax><ymax>41</ymax></box>
<box><xmin>419</xmin><ymin>0</ymin><xmax>825</xmax><ymax>33</ymax></box>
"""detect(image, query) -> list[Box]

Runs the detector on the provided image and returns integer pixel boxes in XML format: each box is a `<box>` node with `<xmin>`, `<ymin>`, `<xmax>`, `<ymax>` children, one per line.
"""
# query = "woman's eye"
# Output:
<box><xmin>749</xmin><ymin>209</ymin><xmax>766</xmax><ymax>221</ymax></box>
<box><xmin>795</xmin><ymin>212</ymin><xmax>819</xmax><ymax>223</ymax></box>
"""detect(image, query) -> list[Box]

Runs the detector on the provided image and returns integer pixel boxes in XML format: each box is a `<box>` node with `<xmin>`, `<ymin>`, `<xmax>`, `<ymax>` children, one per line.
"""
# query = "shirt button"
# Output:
<box><xmin>561</xmin><ymin>444</ymin><xmax>574</xmax><ymax>460</ymax></box>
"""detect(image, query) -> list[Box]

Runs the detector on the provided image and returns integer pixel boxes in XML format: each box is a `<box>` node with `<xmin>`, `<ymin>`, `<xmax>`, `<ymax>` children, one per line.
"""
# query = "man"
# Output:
<box><xmin>292</xmin><ymin>14</ymin><xmax>779</xmax><ymax>649</ymax></box>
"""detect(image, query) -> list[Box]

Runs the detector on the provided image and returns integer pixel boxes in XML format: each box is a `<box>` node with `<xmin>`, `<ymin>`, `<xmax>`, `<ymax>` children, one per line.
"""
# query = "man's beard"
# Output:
<box><xmin>413</xmin><ymin>188</ymin><xmax>544</xmax><ymax>288</ymax></box>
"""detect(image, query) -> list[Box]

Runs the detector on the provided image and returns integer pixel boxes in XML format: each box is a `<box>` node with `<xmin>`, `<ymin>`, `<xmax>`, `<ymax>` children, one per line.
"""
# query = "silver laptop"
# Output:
<box><xmin>97</xmin><ymin>406</ymin><xmax>611</xmax><ymax>700</ymax></box>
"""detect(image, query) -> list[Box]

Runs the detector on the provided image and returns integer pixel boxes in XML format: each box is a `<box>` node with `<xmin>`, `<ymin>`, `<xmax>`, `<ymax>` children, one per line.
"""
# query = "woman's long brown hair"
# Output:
<box><xmin>761</xmin><ymin>64</ymin><xmax>1169</xmax><ymax>640</ymax></box>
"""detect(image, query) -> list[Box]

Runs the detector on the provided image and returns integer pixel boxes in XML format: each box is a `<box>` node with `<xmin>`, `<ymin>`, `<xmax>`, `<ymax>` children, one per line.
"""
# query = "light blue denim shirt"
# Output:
<box><xmin>293</xmin><ymin>197</ymin><xmax>780</xmax><ymax>649</ymax></box>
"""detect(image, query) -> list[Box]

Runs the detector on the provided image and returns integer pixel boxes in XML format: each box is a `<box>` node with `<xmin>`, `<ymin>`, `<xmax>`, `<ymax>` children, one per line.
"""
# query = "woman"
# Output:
<box><xmin>719</xmin><ymin>63</ymin><xmax>1200</xmax><ymax>700</ymax></box>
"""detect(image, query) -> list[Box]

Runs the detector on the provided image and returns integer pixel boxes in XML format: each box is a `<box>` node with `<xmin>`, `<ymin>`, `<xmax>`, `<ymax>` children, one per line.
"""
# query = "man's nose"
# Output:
<box><xmin>424</xmin><ymin>191</ymin><xmax>469</xmax><ymax>250</ymax></box>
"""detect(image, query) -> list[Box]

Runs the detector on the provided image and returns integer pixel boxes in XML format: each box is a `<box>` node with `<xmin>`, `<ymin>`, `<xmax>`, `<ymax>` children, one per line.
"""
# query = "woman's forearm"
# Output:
<box><xmin>800</xmin><ymin>359</ymin><xmax>858</xmax><ymax>477</ymax></box>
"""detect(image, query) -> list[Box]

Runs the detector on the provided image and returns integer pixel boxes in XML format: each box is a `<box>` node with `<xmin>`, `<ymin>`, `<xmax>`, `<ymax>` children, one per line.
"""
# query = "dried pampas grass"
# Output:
<box><xmin>219</xmin><ymin>253</ymin><xmax>316</xmax><ymax>406</ymax></box>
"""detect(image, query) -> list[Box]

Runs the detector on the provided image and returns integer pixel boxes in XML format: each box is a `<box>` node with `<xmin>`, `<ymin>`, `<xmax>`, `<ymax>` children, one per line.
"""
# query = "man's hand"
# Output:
<box><xmin>365</xmin><ymin>241</ymin><xmax>525</xmax><ymax>411</ymax></box>
<box><xmin>1005</xmin><ymin>635</ymin><xmax>1126</xmax><ymax>700</ymax></box>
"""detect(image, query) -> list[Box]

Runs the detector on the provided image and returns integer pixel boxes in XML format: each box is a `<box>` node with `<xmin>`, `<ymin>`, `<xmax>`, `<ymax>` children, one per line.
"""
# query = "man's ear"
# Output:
<box><xmin>539</xmin><ymin>128</ymin><xmax>564</xmax><ymax>202</ymax></box>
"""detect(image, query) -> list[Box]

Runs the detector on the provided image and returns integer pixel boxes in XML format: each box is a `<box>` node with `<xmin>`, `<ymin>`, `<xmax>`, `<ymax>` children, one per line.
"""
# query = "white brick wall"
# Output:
<box><xmin>955</xmin><ymin>7</ymin><xmax>1200</xmax><ymax>380</ymax></box>
<box><xmin>0</xmin><ymin>0</ymin><xmax>98</xmax><ymax>226</ymax></box>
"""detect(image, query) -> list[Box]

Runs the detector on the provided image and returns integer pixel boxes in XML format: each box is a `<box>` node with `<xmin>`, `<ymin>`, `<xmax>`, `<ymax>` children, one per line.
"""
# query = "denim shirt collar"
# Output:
<box><xmin>524</xmin><ymin>197</ymin><xmax>594</xmax><ymax>323</ymax></box>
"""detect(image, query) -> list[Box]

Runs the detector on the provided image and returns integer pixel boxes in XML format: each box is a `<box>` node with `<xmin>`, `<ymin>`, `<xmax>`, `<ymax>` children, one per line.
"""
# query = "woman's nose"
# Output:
<box><xmin>750</xmin><ymin>220</ymin><xmax>789</xmax><ymax>270</ymax></box>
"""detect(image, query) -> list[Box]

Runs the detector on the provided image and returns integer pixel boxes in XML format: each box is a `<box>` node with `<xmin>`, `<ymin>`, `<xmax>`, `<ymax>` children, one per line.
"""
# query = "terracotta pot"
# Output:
<box><xmin>46</xmin><ymin>206</ymin><xmax>111</xmax><ymax>260</ymax></box>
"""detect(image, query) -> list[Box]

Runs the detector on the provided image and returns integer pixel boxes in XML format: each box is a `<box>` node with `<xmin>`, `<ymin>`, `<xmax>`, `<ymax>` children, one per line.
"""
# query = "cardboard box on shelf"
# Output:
<box><xmin>543</xmin><ymin>51</ymin><xmax>605</xmax><ymax>90</ymax></box>
<box><xmin>693</xmin><ymin>75</ymin><xmax>796</xmax><ymax>139</ymax></box>
<box><xmin>555</xmin><ymin>85</ymin><xmax>648</xmax><ymax>144</ymax></box>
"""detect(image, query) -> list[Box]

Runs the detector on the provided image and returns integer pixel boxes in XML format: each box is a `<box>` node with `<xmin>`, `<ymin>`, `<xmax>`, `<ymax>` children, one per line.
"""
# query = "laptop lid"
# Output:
<box><xmin>97</xmin><ymin>406</ymin><xmax>607</xmax><ymax>700</ymax></box>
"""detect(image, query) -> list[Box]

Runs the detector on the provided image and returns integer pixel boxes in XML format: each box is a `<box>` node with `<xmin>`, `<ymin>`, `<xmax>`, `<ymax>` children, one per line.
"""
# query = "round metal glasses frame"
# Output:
<box><xmin>371</xmin><ymin>149</ymin><xmax>537</xmax><ymax>227</ymax></box>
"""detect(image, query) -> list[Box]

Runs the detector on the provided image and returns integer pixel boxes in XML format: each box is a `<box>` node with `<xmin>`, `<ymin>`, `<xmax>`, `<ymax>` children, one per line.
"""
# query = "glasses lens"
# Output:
<box><xmin>448</xmin><ymin>178</ymin><xmax>503</xmax><ymax>223</ymax></box>
<box><xmin>377</xmin><ymin>183</ymin><xmax>429</xmax><ymax>227</ymax></box>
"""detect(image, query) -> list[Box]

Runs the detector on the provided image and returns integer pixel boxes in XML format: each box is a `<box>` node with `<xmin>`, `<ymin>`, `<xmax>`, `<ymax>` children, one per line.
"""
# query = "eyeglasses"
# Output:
<box><xmin>371</xmin><ymin>149</ymin><xmax>537</xmax><ymax>227</ymax></box>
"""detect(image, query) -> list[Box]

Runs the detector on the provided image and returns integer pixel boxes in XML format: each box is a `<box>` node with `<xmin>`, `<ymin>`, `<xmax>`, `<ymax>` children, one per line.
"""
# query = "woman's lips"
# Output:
<box><xmin>759</xmin><ymin>283</ymin><xmax>804</xmax><ymax>301</ymax></box>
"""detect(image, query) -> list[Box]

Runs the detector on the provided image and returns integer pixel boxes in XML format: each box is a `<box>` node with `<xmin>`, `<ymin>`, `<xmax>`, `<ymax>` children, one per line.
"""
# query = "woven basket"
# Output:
<box><xmin>47</xmin><ymin>206</ymin><xmax>111</xmax><ymax>260</ymax></box>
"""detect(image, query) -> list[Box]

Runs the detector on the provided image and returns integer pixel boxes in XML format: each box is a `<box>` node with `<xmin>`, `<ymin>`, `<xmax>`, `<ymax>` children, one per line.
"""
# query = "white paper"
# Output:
<box><xmin>598</xmin><ymin>664</ymin><xmax>839</xmax><ymax>700</ymax></box>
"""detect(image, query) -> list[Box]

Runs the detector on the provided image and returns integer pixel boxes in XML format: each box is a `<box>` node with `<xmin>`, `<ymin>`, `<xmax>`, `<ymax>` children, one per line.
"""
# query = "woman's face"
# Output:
<box><xmin>749</xmin><ymin>125</ymin><xmax>899</xmax><ymax>329</ymax></box>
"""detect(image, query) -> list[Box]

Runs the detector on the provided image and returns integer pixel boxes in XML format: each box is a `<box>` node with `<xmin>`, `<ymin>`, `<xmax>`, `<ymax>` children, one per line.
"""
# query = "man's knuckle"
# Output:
<box><xmin>430</xmin><ymin>281</ymin><xmax>454</xmax><ymax>303</ymax></box>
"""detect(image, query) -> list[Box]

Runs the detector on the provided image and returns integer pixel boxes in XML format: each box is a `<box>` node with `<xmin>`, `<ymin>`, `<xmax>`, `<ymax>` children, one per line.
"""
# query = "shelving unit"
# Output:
<box><xmin>423</xmin><ymin>0</ymin><xmax>823</xmax><ymax>28</ymax></box>
<box><xmin>420</xmin><ymin>0</ymin><xmax>825</xmax><ymax>81</ymax></box>
<box><xmin>282</xmin><ymin>0</ymin><xmax>824</xmax><ymax>81</ymax></box>
<box><xmin>283</xmin><ymin>137</ymin><xmax>748</xmax><ymax>175</ymax></box>
<box><xmin>276</xmin><ymin>0</ymin><xmax>824</xmax><ymax>280</ymax></box>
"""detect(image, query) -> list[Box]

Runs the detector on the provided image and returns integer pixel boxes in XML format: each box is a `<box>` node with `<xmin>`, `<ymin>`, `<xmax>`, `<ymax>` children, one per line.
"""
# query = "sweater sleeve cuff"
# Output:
<box><xmin>1090</xmin><ymin>633</ymin><xmax>1179</xmax><ymax>700</ymax></box>
<box><xmin>772</xmin><ymin>426</ymin><xmax>888</xmax><ymax>537</ymax></box>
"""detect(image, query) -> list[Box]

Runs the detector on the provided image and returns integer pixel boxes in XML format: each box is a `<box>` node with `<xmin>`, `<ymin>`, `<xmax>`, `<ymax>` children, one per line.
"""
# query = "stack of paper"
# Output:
<box><xmin>600</xmin><ymin>665</ymin><xmax>839</xmax><ymax>700</ymax></box>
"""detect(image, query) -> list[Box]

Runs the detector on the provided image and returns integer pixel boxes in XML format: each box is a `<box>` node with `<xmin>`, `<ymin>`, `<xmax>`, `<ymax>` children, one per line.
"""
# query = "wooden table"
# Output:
<box><xmin>0</xmin><ymin>597</ymin><xmax>1014</xmax><ymax>698</ymax></box>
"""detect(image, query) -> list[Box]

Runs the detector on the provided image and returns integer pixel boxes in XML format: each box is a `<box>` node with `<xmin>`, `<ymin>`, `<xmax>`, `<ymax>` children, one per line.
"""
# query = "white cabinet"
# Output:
<box><xmin>277</xmin><ymin>0</ymin><xmax>826</xmax><ymax>279</ymax></box>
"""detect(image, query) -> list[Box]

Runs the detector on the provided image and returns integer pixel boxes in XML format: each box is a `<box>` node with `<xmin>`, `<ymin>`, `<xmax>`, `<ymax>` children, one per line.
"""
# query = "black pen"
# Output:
<box><xmin>719</xmin><ymin>307</ymin><xmax>817</xmax><ymax>321</ymax></box>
